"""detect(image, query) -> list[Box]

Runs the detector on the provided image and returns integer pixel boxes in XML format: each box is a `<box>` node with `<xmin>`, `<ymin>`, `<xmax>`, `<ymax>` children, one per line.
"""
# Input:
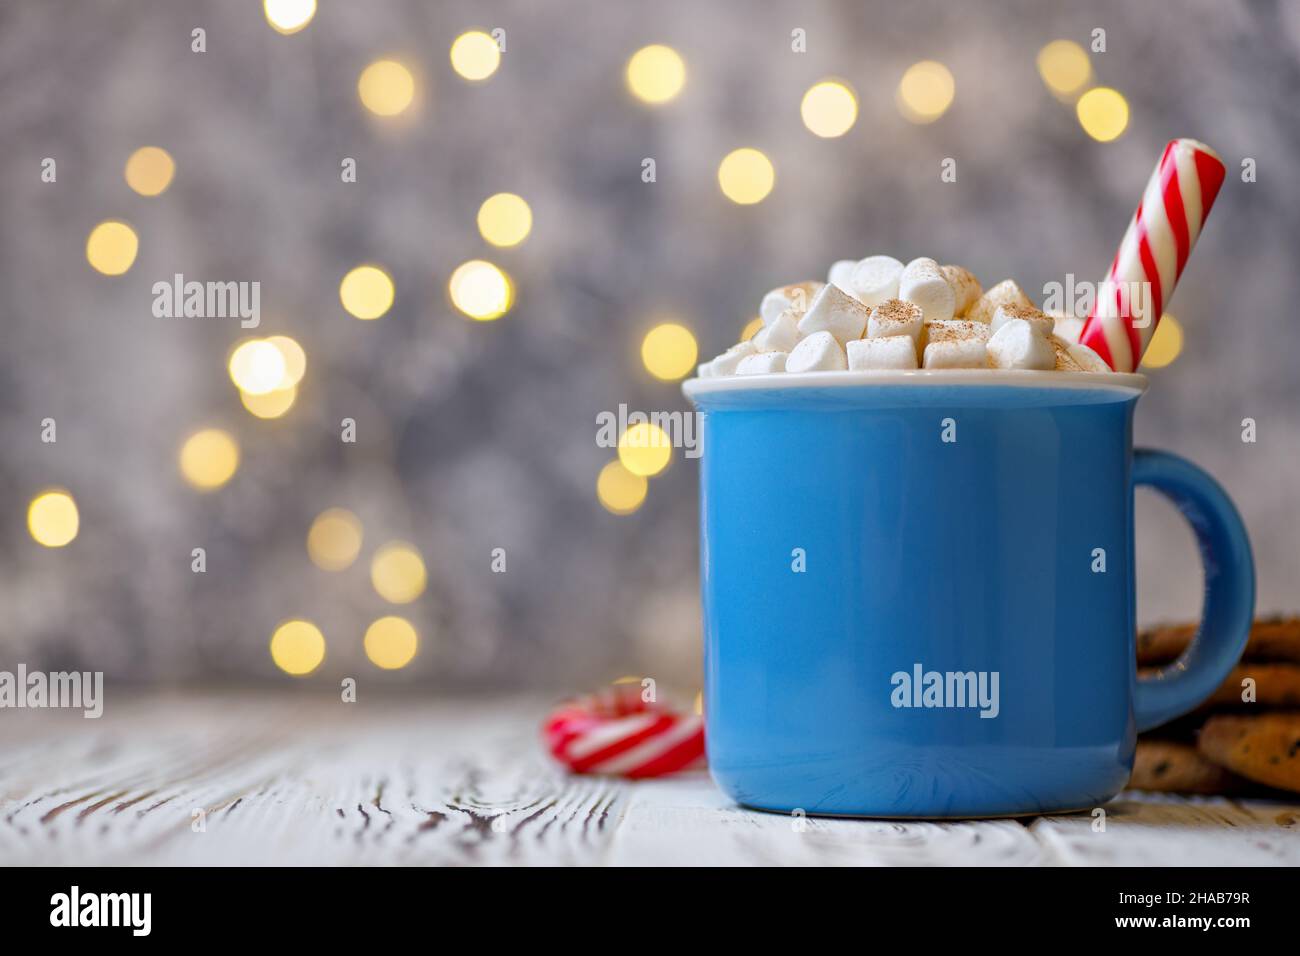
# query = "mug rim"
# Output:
<box><xmin>683</xmin><ymin>368</ymin><xmax>1148</xmax><ymax>398</ymax></box>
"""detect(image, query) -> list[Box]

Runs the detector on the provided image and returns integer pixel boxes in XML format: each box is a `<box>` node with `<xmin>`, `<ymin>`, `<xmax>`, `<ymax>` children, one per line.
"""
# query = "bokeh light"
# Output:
<box><xmin>717</xmin><ymin>148</ymin><xmax>775</xmax><ymax>205</ymax></box>
<box><xmin>270</xmin><ymin>620</ymin><xmax>326</xmax><ymax>676</ymax></box>
<box><xmin>266</xmin><ymin>335</ymin><xmax>306</xmax><ymax>388</ymax></box>
<box><xmin>1076</xmin><ymin>87</ymin><xmax>1129</xmax><ymax>142</ymax></box>
<box><xmin>358</xmin><ymin>59</ymin><xmax>415</xmax><ymax>116</ymax></box>
<box><xmin>124</xmin><ymin>146</ymin><xmax>175</xmax><ymax>196</ymax></box>
<box><xmin>625</xmin><ymin>44</ymin><xmax>686</xmax><ymax>104</ymax></box>
<box><xmin>228</xmin><ymin>339</ymin><xmax>287</xmax><ymax>395</ymax></box>
<box><xmin>263</xmin><ymin>0</ymin><xmax>316</xmax><ymax>34</ymax></box>
<box><xmin>27</xmin><ymin>490</ymin><xmax>79</xmax><ymax>548</ymax></box>
<box><xmin>85</xmin><ymin>220</ymin><xmax>138</xmax><ymax>275</ymax></box>
<box><xmin>339</xmin><ymin>265</ymin><xmax>395</xmax><ymax>320</ymax></box>
<box><xmin>450</xmin><ymin>31</ymin><xmax>500</xmax><ymax>81</ymax></box>
<box><xmin>240</xmin><ymin>385</ymin><xmax>297</xmax><ymax>419</ymax></box>
<box><xmin>596</xmin><ymin>460</ymin><xmax>647</xmax><ymax>515</ymax></box>
<box><xmin>307</xmin><ymin>507</ymin><xmax>364</xmax><ymax>571</ymax></box>
<box><xmin>741</xmin><ymin>317</ymin><xmax>763</xmax><ymax>341</ymax></box>
<box><xmin>178</xmin><ymin>428</ymin><xmax>239</xmax><ymax>491</ymax></box>
<box><xmin>896</xmin><ymin>60</ymin><xmax>955</xmax><ymax>123</ymax></box>
<box><xmin>449</xmin><ymin>259</ymin><xmax>513</xmax><ymax>320</ymax></box>
<box><xmin>364</xmin><ymin>616</ymin><xmax>419</xmax><ymax>669</ymax></box>
<box><xmin>618</xmin><ymin>422</ymin><xmax>672</xmax><ymax>477</ymax></box>
<box><xmin>477</xmin><ymin>193</ymin><xmax>532</xmax><ymax>247</ymax></box>
<box><xmin>1141</xmin><ymin>314</ymin><xmax>1184</xmax><ymax>369</ymax></box>
<box><xmin>371</xmin><ymin>542</ymin><xmax>427</xmax><ymax>604</ymax></box>
<box><xmin>1037</xmin><ymin>40</ymin><xmax>1092</xmax><ymax>98</ymax></box>
<box><xmin>801</xmin><ymin>80</ymin><xmax>858</xmax><ymax>138</ymax></box>
<box><xmin>641</xmin><ymin>322</ymin><xmax>698</xmax><ymax>381</ymax></box>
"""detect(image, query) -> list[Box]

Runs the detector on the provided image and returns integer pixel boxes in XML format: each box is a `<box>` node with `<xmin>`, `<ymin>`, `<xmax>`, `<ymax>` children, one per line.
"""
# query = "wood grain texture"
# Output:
<box><xmin>2</xmin><ymin>693</ymin><xmax>1298</xmax><ymax>866</ymax></box>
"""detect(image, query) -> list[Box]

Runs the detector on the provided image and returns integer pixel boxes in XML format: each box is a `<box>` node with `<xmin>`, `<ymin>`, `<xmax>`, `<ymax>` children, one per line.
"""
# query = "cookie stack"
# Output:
<box><xmin>1131</xmin><ymin>615</ymin><xmax>1300</xmax><ymax>795</ymax></box>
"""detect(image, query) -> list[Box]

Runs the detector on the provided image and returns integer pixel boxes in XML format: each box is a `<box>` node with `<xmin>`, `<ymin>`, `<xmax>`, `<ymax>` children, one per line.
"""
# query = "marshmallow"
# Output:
<box><xmin>941</xmin><ymin>265</ymin><xmax>982</xmax><ymax>316</ymax></box>
<box><xmin>847</xmin><ymin>335</ymin><xmax>918</xmax><ymax>371</ymax></box>
<box><xmin>1048</xmin><ymin>335</ymin><xmax>1084</xmax><ymax>371</ymax></box>
<box><xmin>1050</xmin><ymin>313</ymin><xmax>1085</xmax><ymax>344</ymax></box>
<box><xmin>866</xmin><ymin>298</ymin><xmax>924</xmax><ymax>343</ymax></box>
<box><xmin>696</xmin><ymin>362</ymin><xmax>716</xmax><ymax>378</ymax></box>
<box><xmin>709</xmin><ymin>340</ymin><xmax>757</xmax><ymax>376</ymax></box>
<box><xmin>986</xmin><ymin>319</ymin><xmax>1055</xmax><ymax>370</ymax></box>
<box><xmin>828</xmin><ymin>259</ymin><xmax>857</xmax><ymax>290</ymax></box>
<box><xmin>752</xmin><ymin>309</ymin><xmax>801</xmax><ymax>353</ymax></box>
<box><xmin>923</xmin><ymin>338</ymin><xmax>988</xmax><ymax>369</ymax></box>
<box><xmin>923</xmin><ymin>319</ymin><xmax>991</xmax><ymax>346</ymax></box>
<box><xmin>965</xmin><ymin>279</ymin><xmax>1032</xmax><ymax>324</ymax></box>
<box><xmin>848</xmin><ymin>255</ymin><xmax>905</xmax><ymax>307</ymax></box>
<box><xmin>899</xmin><ymin>257</ymin><xmax>956</xmax><ymax>323</ymax></box>
<box><xmin>786</xmin><ymin>330</ymin><xmax>847</xmax><ymax>372</ymax></box>
<box><xmin>991</xmin><ymin>302</ymin><xmax>1054</xmax><ymax>336</ymax></box>
<box><xmin>797</xmin><ymin>283</ymin><xmax>870</xmax><ymax>345</ymax></box>
<box><xmin>1068</xmin><ymin>341</ymin><xmax>1111</xmax><ymax>372</ymax></box>
<box><xmin>736</xmin><ymin>351</ymin><xmax>788</xmax><ymax>375</ymax></box>
<box><xmin>760</xmin><ymin>281</ymin><xmax>824</xmax><ymax>324</ymax></box>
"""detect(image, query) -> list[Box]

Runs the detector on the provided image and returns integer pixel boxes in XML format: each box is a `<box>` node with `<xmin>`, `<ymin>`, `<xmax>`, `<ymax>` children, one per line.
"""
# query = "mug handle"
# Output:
<box><xmin>1132</xmin><ymin>448</ymin><xmax>1255</xmax><ymax>732</ymax></box>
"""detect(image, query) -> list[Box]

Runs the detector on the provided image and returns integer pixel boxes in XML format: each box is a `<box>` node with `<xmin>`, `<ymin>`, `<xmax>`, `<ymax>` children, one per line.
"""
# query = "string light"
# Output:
<box><xmin>1037</xmin><ymin>40</ymin><xmax>1092</xmax><ymax>99</ymax></box>
<box><xmin>270</xmin><ymin>620</ymin><xmax>326</xmax><ymax>675</ymax></box>
<box><xmin>265</xmin><ymin>335</ymin><xmax>307</xmax><ymax>387</ymax></box>
<box><xmin>626</xmin><ymin>45</ymin><xmax>686</xmax><ymax>104</ymax></box>
<box><xmin>717</xmin><ymin>148</ymin><xmax>775</xmax><ymax>205</ymax></box>
<box><xmin>364</xmin><ymin>616</ymin><xmax>419</xmax><ymax>669</ymax></box>
<box><xmin>371</xmin><ymin>541</ymin><xmax>427</xmax><ymax>603</ymax></box>
<box><xmin>228</xmin><ymin>339</ymin><xmax>287</xmax><ymax>395</ymax></box>
<box><xmin>86</xmin><ymin>220</ymin><xmax>138</xmax><ymax>275</ymax></box>
<box><xmin>477</xmin><ymin>193</ymin><xmax>532</xmax><ymax>247</ymax></box>
<box><xmin>124</xmin><ymin>147</ymin><xmax>175</xmax><ymax>196</ymax></box>
<box><xmin>1141</xmin><ymin>314</ymin><xmax>1184</xmax><ymax>369</ymax></box>
<box><xmin>339</xmin><ymin>264</ymin><xmax>395</xmax><ymax>320</ymax></box>
<box><xmin>263</xmin><ymin>0</ymin><xmax>316</xmax><ymax>34</ymax></box>
<box><xmin>741</xmin><ymin>317</ymin><xmax>763</xmax><ymax>341</ymax></box>
<box><xmin>596</xmin><ymin>460</ymin><xmax>647</xmax><ymax>515</ymax></box>
<box><xmin>307</xmin><ymin>507</ymin><xmax>364</xmax><ymax>571</ymax></box>
<box><xmin>449</xmin><ymin>260</ymin><xmax>513</xmax><ymax>320</ymax></box>
<box><xmin>450</xmin><ymin>31</ymin><xmax>500</xmax><ymax>81</ymax></box>
<box><xmin>27</xmin><ymin>490</ymin><xmax>79</xmax><ymax>548</ymax></box>
<box><xmin>618</xmin><ymin>422</ymin><xmax>672</xmax><ymax>477</ymax></box>
<box><xmin>178</xmin><ymin>428</ymin><xmax>239</xmax><ymax>491</ymax></box>
<box><xmin>240</xmin><ymin>385</ymin><xmax>297</xmax><ymax>419</ymax></box>
<box><xmin>1076</xmin><ymin>87</ymin><xmax>1129</xmax><ymax>142</ymax></box>
<box><xmin>801</xmin><ymin>80</ymin><xmax>858</xmax><ymax>138</ymax></box>
<box><xmin>897</xmin><ymin>61</ymin><xmax>955</xmax><ymax>123</ymax></box>
<box><xmin>641</xmin><ymin>322</ymin><xmax>698</xmax><ymax>381</ymax></box>
<box><xmin>358</xmin><ymin>59</ymin><xmax>415</xmax><ymax>116</ymax></box>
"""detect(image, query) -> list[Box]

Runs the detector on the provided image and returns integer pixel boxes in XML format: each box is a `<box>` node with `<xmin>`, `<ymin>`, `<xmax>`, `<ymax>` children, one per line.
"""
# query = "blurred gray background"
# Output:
<box><xmin>1</xmin><ymin>0</ymin><xmax>1297</xmax><ymax>689</ymax></box>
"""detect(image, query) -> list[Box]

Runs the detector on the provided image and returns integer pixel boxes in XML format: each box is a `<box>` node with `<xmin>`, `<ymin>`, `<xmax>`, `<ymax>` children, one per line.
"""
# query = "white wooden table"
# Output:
<box><xmin>2</xmin><ymin>693</ymin><xmax>1298</xmax><ymax>866</ymax></box>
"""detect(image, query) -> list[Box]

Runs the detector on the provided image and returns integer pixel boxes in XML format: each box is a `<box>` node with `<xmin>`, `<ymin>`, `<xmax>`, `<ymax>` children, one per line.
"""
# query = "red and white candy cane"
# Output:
<box><xmin>1079</xmin><ymin>138</ymin><xmax>1226</xmax><ymax>372</ymax></box>
<box><xmin>543</xmin><ymin>684</ymin><xmax>705</xmax><ymax>779</ymax></box>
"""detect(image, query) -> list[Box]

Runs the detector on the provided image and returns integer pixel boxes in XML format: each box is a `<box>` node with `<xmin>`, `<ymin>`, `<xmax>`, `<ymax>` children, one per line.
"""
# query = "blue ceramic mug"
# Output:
<box><xmin>684</xmin><ymin>369</ymin><xmax>1254</xmax><ymax>818</ymax></box>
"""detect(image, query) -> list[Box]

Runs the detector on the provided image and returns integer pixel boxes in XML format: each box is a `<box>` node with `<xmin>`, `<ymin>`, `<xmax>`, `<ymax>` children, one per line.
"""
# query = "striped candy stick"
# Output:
<box><xmin>1079</xmin><ymin>139</ymin><xmax>1226</xmax><ymax>372</ymax></box>
<box><xmin>543</xmin><ymin>683</ymin><xmax>706</xmax><ymax>779</ymax></box>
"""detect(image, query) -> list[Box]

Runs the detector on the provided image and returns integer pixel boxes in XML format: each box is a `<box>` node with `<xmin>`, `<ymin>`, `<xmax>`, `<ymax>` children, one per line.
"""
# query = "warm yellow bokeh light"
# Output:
<box><xmin>264</xmin><ymin>0</ymin><xmax>316</xmax><ymax>34</ymax></box>
<box><xmin>124</xmin><ymin>146</ymin><xmax>175</xmax><ymax>196</ymax></box>
<box><xmin>596</xmin><ymin>460</ymin><xmax>648</xmax><ymax>515</ymax></box>
<box><xmin>626</xmin><ymin>44</ymin><xmax>686</xmax><ymax>105</ymax></box>
<box><xmin>307</xmin><ymin>507</ymin><xmax>364</xmax><ymax>571</ymax></box>
<box><xmin>450</xmin><ymin>31</ymin><xmax>501</xmax><ymax>81</ymax></box>
<box><xmin>897</xmin><ymin>60</ymin><xmax>956</xmax><ymax>123</ymax></box>
<box><xmin>618</xmin><ymin>423</ymin><xmax>672</xmax><ymax>477</ymax></box>
<box><xmin>1076</xmin><ymin>87</ymin><xmax>1129</xmax><ymax>142</ymax></box>
<box><xmin>241</xmin><ymin>385</ymin><xmax>297</xmax><ymax>419</ymax></box>
<box><xmin>801</xmin><ymin>80</ymin><xmax>858</xmax><ymax>138</ymax></box>
<box><xmin>86</xmin><ymin>220</ymin><xmax>138</xmax><ymax>275</ymax></box>
<box><xmin>266</xmin><ymin>335</ymin><xmax>307</xmax><ymax>387</ymax></box>
<box><xmin>178</xmin><ymin>428</ymin><xmax>240</xmax><ymax>491</ymax></box>
<box><xmin>717</xmin><ymin>148</ymin><xmax>775</xmax><ymax>205</ymax></box>
<box><xmin>364</xmin><ymin>616</ymin><xmax>419</xmax><ymax>669</ymax></box>
<box><xmin>371</xmin><ymin>542</ymin><xmax>427</xmax><ymax>604</ymax></box>
<box><xmin>1141</xmin><ymin>314</ymin><xmax>1184</xmax><ymax>369</ymax></box>
<box><xmin>641</xmin><ymin>323</ymin><xmax>698</xmax><ymax>381</ymax></box>
<box><xmin>477</xmin><ymin>193</ymin><xmax>532</xmax><ymax>248</ymax></box>
<box><xmin>270</xmin><ymin>620</ymin><xmax>326</xmax><ymax>676</ymax></box>
<box><xmin>228</xmin><ymin>339</ymin><xmax>288</xmax><ymax>395</ymax></box>
<box><xmin>449</xmin><ymin>259</ymin><xmax>513</xmax><ymax>320</ymax></box>
<box><xmin>741</xmin><ymin>317</ymin><xmax>763</xmax><ymax>341</ymax></box>
<box><xmin>358</xmin><ymin>59</ymin><xmax>415</xmax><ymax>116</ymax></box>
<box><xmin>27</xmin><ymin>491</ymin><xmax>79</xmax><ymax>548</ymax></box>
<box><xmin>1037</xmin><ymin>40</ymin><xmax>1093</xmax><ymax>98</ymax></box>
<box><xmin>340</xmin><ymin>265</ymin><xmax>395</xmax><ymax>320</ymax></box>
